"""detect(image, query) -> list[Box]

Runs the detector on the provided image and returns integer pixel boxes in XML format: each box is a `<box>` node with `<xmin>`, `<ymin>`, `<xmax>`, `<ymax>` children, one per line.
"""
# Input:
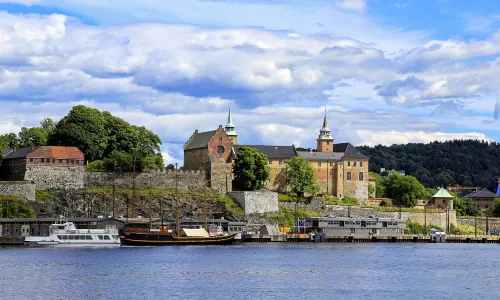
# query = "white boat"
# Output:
<box><xmin>24</xmin><ymin>220</ymin><xmax>120</xmax><ymax>247</ymax></box>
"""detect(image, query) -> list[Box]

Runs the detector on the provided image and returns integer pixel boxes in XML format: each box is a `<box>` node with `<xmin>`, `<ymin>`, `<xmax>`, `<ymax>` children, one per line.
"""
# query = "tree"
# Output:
<box><xmin>489</xmin><ymin>197</ymin><xmax>500</xmax><ymax>217</ymax></box>
<box><xmin>233</xmin><ymin>146</ymin><xmax>270</xmax><ymax>191</ymax></box>
<box><xmin>48</xmin><ymin>105</ymin><xmax>108</xmax><ymax>162</ymax></box>
<box><xmin>285</xmin><ymin>156</ymin><xmax>320</xmax><ymax>196</ymax></box>
<box><xmin>369</xmin><ymin>172</ymin><xmax>385</xmax><ymax>197</ymax></box>
<box><xmin>383</xmin><ymin>173</ymin><xmax>426</xmax><ymax>207</ymax></box>
<box><xmin>19</xmin><ymin>127</ymin><xmax>48</xmax><ymax>147</ymax></box>
<box><xmin>454</xmin><ymin>196</ymin><xmax>480</xmax><ymax>216</ymax></box>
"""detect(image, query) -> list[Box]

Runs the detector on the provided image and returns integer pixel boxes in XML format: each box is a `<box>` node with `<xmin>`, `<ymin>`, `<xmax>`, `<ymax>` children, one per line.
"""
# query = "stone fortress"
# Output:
<box><xmin>183</xmin><ymin>109</ymin><xmax>371</xmax><ymax>202</ymax></box>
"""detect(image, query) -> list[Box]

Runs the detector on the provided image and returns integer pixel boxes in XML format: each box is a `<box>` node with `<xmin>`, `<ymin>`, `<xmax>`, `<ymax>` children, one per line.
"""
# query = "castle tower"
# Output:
<box><xmin>317</xmin><ymin>109</ymin><xmax>334</xmax><ymax>152</ymax></box>
<box><xmin>224</xmin><ymin>109</ymin><xmax>238</xmax><ymax>145</ymax></box>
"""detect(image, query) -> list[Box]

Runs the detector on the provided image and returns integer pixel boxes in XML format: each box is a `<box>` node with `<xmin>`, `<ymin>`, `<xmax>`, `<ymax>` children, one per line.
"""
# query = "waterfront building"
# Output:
<box><xmin>430</xmin><ymin>187</ymin><xmax>454</xmax><ymax>210</ymax></box>
<box><xmin>298</xmin><ymin>216</ymin><xmax>406</xmax><ymax>236</ymax></box>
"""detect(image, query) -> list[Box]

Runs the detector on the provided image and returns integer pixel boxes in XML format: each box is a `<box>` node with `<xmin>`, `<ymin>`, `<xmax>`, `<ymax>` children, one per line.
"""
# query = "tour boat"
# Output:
<box><xmin>24</xmin><ymin>221</ymin><xmax>120</xmax><ymax>247</ymax></box>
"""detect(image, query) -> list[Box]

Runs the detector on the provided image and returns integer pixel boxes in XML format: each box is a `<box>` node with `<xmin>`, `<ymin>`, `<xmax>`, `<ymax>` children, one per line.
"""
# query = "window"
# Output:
<box><xmin>347</xmin><ymin>172</ymin><xmax>352</xmax><ymax>180</ymax></box>
<box><xmin>69</xmin><ymin>235</ymin><xmax>74</xmax><ymax>240</ymax></box>
<box><xmin>269</xmin><ymin>160</ymin><xmax>272</xmax><ymax>165</ymax></box>
<box><xmin>279</xmin><ymin>161</ymin><xmax>282</xmax><ymax>165</ymax></box>
<box><xmin>52</xmin><ymin>159</ymin><xmax>55</xmax><ymax>163</ymax></box>
<box><xmin>330</xmin><ymin>162</ymin><xmax>333</xmax><ymax>166</ymax></box>
<box><xmin>219</xmin><ymin>137</ymin><xmax>222</xmax><ymax>141</ymax></box>
<box><xmin>104</xmin><ymin>235</ymin><xmax>111</xmax><ymax>240</ymax></box>
<box><xmin>359</xmin><ymin>172</ymin><xmax>364</xmax><ymax>181</ymax></box>
<box><xmin>86</xmin><ymin>235</ymin><xmax>93</xmax><ymax>240</ymax></box>
<box><xmin>59</xmin><ymin>159</ymin><xmax>62</xmax><ymax>163</ymax></box>
<box><xmin>30</xmin><ymin>158</ymin><xmax>33</xmax><ymax>163</ymax></box>
<box><xmin>327</xmin><ymin>141</ymin><xmax>330</xmax><ymax>145</ymax></box>
<box><xmin>318</xmin><ymin>162</ymin><xmax>321</xmax><ymax>166</ymax></box>
<box><xmin>347</xmin><ymin>161</ymin><xmax>351</xmax><ymax>167</ymax></box>
<box><xmin>360</xmin><ymin>161</ymin><xmax>363</xmax><ymax>167</ymax></box>
<box><xmin>98</xmin><ymin>235</ymin><xmax>104</xmax><ymax>240</ymax></box>
<box><xmin>41</xmin><ymin>158</ymin><xmax>45</xmax><ymax>163</ymax></box>
<box><xmin>62</xmin><ymin>235</ymin><xmax>68</xmax><ymax>240</ymax></box>
<box><xmin>354</xmin><ymin>161</ymin><xmax>356</xmax><ymax>167</ymax></box>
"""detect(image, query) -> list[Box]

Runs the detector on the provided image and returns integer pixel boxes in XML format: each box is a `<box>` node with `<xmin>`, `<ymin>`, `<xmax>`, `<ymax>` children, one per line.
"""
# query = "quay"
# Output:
<box><xmin>241</xmin><ymin>234</ymin><xmax>500</xmax><ymax>244</ymax></box>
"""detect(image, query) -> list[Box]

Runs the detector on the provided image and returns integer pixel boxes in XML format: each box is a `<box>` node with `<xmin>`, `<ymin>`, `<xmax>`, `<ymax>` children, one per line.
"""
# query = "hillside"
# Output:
<box><xmin>358</xmin><ymin>140</ymin><xmax>500</xmax><ymax>190</ymax></box>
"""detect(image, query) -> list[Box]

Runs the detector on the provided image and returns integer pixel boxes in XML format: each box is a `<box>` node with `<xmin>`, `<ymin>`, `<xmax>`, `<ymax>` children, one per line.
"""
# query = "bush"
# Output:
<box><xmin>379</xmin><ymin>199</ymin><xmax>392</xmax><ymax>207</ymax></box>
<box><xmin>35</xmin><ymin>190</ymin><xmax>54</xmax><ymax>203</ymax></box>
<box><xmin>85</xmin><ymin>160</ymin><xmax>105</xmax><ymax>171</ymax></box>
<box><xmin>450</xmin><ymin>223</ymin><xmax>484</xmax><ymax>235</ymax></box>
<box><xmin>343</xmin><ymin>197</ymin><xmax>358</xmax><ymax>206</ymax></box>
<box><xmin>267</xmin><ymin>207</ymin><xmax>321</xmax><ymax>228</ymax></box>
<box><xmin>217</xmin><ymin>194</ymin><xmax>244</xmax><ymax>215</ymax></box>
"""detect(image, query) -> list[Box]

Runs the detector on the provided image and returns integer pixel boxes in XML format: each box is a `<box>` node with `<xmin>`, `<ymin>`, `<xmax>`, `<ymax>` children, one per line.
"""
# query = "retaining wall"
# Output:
<box><xmin>0</xmin><ymin>181</ymin><xmax>36</xmax><ymax>201</ymax></box>
<box><xmin>228</xmin><ymin>191</ymin><xmax>279</xmax><ymax>214</ymax></box>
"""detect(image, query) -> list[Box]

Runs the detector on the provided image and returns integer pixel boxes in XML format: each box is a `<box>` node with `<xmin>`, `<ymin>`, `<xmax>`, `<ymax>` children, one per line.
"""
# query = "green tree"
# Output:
<box><xmin>19</xmin><ymin>126</ymin><xmax>48</xmax><ymax>147</ymax></box>
<box><xmin>285</xmin><ymin>156</ymin><xmax>320</xmax><ymax>196</ymax></box>
<box><xmin>489</xmin><ymin>197</ymin><xmax>500</xmax><ymax>217</ymax></box>
<box><xmin>0</xmin><ymin>133</ymin><xmax>20</xmax><ymax>149</ymax></box>
<box><xmin>48</xmin><ymin>105</ymin><xmax>108</xmax><ymax>162</ymax></box>
<box><xmin>454</xmin><ymin>196</ymin><xmax>480</xmax><ymax>216</ymax></box>
<box><xmin>233</xmin><ymin>146</ymin><xmax>270</xmax><ymax>191</ymax></box>
<box><xmin>383</xmin><ymin>173</ymin><xmax>425</xmax><ymax>207</ymax></box>
<box><xmin>369</xmin><ymin>172</ymin><xmax>385</xmax><ymax>197</ymax></box>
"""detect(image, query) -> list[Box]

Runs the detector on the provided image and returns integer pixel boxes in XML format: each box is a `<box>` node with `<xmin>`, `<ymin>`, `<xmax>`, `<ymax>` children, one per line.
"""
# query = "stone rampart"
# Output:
<box><xmin>228</xmin><ymin>191</ymin><xmax>278</xmax><ymax>214</ymax></box>
<box><xmin>0</xmin><ymin>181</ymin><xmax>36</xmax><ymax>201</ymax></box>
<box><xmin>210</xmin><ymin>163</ymin><xmax>232</xmax><ymax>193</ymax></box>
<box><xmin>457</xmin><ymin>218</ymin><xmax>500</xmax><ymax>235</ymax></box>
<box><xmin>25</xmin><ymin>165</ymin><xmax>84</xmax><ymax>190</ymax></box>
<box><xmin>85</xmin><ymin>170</ymin><xmax>206</xmax><ymax>191</ymax></box>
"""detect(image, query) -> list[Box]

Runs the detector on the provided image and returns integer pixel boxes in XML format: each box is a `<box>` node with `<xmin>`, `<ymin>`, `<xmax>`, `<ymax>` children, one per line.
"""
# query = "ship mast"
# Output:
<box><xmin>175</xmin><ymin>163</ymin><xmax>179</xmax><ymax>236</ymax></box>
<box><xmin>149</xmin><ymin>174</ymin><xmax>152</xmax><ymax>230</ymax></box>
<box><xmin>204</xmin><ymin>186</ymin><xmax>207</xmax><ymax>231</ymax></box>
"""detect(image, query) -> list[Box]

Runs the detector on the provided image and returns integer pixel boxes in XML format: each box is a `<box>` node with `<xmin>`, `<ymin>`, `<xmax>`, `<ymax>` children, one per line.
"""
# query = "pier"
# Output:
<box><xmin>241</xmin><ymin>234</ymin><xmax>500</xmax><ymax>243</ymax></box>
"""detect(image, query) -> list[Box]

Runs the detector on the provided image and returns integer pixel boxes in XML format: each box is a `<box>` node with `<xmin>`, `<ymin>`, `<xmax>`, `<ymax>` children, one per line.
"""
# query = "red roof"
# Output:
<box><xmin>27</xmin><ymin>146</ymin><xmax>84</xmax><ymax>159</ymax></box>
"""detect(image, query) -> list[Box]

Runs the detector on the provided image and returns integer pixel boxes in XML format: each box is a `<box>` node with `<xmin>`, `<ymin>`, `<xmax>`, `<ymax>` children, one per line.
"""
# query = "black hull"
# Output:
<box><xmin>120</xmin><ymin>232</ymin><xmax>238</xmax><ymax>246</ymax></box>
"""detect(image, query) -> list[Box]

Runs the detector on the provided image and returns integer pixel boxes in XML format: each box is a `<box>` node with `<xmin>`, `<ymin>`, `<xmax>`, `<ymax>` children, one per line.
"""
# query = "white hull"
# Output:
<box><xmin>25</xmin><ymin>240</ymin><xmax>120</xmax><ymax>247</ymax></box>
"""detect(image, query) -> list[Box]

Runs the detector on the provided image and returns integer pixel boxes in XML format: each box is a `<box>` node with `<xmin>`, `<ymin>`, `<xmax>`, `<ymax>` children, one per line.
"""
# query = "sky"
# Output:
<box><xmin>1</xmin><ymin>0</ymin><xmax>500</xmax><ymax>166</ymax></box>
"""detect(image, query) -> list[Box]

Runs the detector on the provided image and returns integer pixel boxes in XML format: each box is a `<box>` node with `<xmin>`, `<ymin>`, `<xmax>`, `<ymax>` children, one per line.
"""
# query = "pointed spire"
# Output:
<box><xmin>228</xmin><ymin>108</ymin><xmax>232</xmax><ymax>125</ymax></box>
<box><xmin>323</xmin><ymin>107</ymin><xmax>328</xmax><ymax>128</ymax></box>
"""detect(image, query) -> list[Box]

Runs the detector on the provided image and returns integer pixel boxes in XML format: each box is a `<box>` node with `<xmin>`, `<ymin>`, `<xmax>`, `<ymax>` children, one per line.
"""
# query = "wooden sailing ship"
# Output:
<box><xmin>119</xmin><ymin>163</ymin><xmax>239</xmax><ymax>246</ymax></box>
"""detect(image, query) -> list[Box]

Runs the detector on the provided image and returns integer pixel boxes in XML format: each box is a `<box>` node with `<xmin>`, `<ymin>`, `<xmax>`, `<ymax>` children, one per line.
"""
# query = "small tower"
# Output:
<box><xmin>317</xmin><ymin>108</ymin><xmax>334</xmax><ymax>152</ymax></box>
<box><xmin>224</xmin><ymin>109</ymin><xmax>238</xmax><ymax>145</ymax></box>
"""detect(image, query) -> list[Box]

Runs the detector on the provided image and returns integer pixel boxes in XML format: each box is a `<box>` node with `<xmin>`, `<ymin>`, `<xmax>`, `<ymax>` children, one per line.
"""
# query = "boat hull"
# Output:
<box><xmin>120</xmin><ymin>232</ymin><xmax>238</xmax><ymax>246</ymax></box>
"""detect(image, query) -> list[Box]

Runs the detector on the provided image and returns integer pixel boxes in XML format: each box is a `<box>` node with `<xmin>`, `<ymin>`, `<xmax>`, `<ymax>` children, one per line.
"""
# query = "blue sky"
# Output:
<box><xmin>1</xmin><ymin>0</ymin><xmax>500</xmax><ymax>165</ymax></box>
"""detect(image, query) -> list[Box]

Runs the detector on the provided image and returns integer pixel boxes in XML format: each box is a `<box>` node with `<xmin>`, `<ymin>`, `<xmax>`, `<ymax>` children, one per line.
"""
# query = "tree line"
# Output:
<box><xmin>0</xmin><ymin>105</ymin><xmax>163</xmax><ymax>171</ymax></box>
<box><xmin>358</xmin><ymin>140</ymin><xmax>500</xmax><ymax>190</ymax></box>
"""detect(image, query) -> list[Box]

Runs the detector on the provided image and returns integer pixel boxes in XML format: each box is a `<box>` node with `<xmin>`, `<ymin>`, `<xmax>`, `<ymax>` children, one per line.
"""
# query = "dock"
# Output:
<box><xmin>241</xmin><ymin>234</ymin><xmax>500</xmax><ymax>243</ymax></box>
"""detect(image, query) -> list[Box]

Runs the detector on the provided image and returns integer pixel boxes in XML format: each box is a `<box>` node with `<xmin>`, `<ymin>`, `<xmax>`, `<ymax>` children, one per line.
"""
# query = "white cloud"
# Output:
<box><xmin>335</xmin><ymin>0</ymin><xmax>366</xmax><ymax>12</ymax></box>
<box><xmin>356</xmin><ymin>130</ymin><xmax>494</xmax><ymax>146</ymax></box>
<box><xmin>0</xmin><ymin>0</ymin><xmax>44</xmax><ymax>5</ymax></box>
<box><xmin>0</xmin><ymin>121</ymin><xmax>21</xmax><ymax>135</ymax></box>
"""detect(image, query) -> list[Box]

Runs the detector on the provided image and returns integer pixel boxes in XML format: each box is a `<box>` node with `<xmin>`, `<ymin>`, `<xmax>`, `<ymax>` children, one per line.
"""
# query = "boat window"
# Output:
<box><xmin>79</xmin><ymin>235</ymin><xmax>85</xmax><ymax>240</ymax></box>
<box><xmin>113</xmin><ymin>235</ymin><xmax>118</xmax><ymax>239</ymax></box>
<box><xmin>74</xmin><ymin>235</ymin><xmax>79</xmax><ymax>240</ymax></box>
<box><xmin>57</xmin><ymin>235</ymin><xmax>63</xmax><ymax>239</ymax></box>
<box><xmin>104</xmin><ymin>235</ymin><xmax>110</xmax><ymax>240</ymax></box>
<box><xmin>86</xmin><ymin>235</ymin><xmax>93</xmax><ymax>240</ymax></box>
<box><xmin>333</xmin><ymin>221</ymin><xmax>339</xmax><ymax>225</ymax></box>
<box><xmin>98</xmin><ymin>235</ymin><xmax>103</xmax><ymax>240</ymax></box>
<box><xmin>62</xmin><ymin>235</ymin><xmax>68</xmax><ymax>240</ymax></box>
<box><xmin>355</xmin><ymin>221</ymin><xmax>361</xmax><ymax>225</ymax></box>
<box><xmin>69</xmin><ymin>235</ymin><xmax>74</xmax><ymax>239</ymax></box>
<box><xmin>339</xmin><ymin>221</ymin><xmax>344</xmax><ymax>227</ymax></box>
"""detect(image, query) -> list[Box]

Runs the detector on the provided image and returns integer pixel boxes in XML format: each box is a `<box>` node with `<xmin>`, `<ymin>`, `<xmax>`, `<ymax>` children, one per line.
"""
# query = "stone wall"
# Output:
<box><xmin>0</xmin><ymin>181</ymin><xmax>36</xmax><ymax>201</ymax></box>
<box><xmin>343</xmin><ymin>180</ymin><xmax>369</xmax><ymax>204</ymax></box>
<box><xmin>228</xmin><ymin>191</ymin><xmax>278</xmax><ymax>214</ymax></box>
<box><xmin>85</xmin><ymin>170</ymin><xmax>206</xmax><ymax>191</ymax></box>
<box><xmin>183</xmin><ymin>148</ymin><xmax>209</xmax><ymax>171</ymax></box>
<box><xmin>266</xmin><ymin>162</ymin><xmax>287</xmax><ymax>192</ymax></box>
<box><xmin>210</xmin><ymin>163</ymin><xmax>232</xmax><ymax>193</ymax></box>
<box><xmin>457</xmin><ymin>218</ymin><xmax>500</xmax><ymax>235</ymax></box>
<box><xmin>25</xmin><ymin>165</ymin><xmax>84</xmax><ymax>190</ymax></box>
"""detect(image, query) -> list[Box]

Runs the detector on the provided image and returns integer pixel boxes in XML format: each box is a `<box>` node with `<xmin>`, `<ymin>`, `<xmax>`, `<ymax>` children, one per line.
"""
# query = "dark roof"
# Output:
<box><xmin>1</xmin><ymin>147</ymin><xmax>37</xmax><ymax>159</ymax></box>
<box><xmin>234</xmin><ymin>145</ymin><xmax>296</xmax><ymax>159</ymax></box>
<box><xmin>1</xmin><ymin>148</ymin><xmax>13</xmax><ymax>157</ymax></box>
<box><xmin>464</xmin><ymin>189</ymin><xmax>497</xmax><ymax>199</ymax></box>
<box><xmin>336</xmin><ymin>143</ymin><xmax>369</xmax><ymax>159</ymax></box>
<box><xmin>297</xmin><ymin>151</ymin><xmax>343</xmax><ymax>161</ymax></box>
<box><xmin>184</xmin><ymin>131</ymin><xmax>215</xmax><ymax>151</ymax></box>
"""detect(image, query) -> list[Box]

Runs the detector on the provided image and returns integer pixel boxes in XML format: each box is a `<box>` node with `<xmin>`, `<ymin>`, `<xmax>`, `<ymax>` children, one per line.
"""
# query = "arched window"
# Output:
<box><xmin>359</xmin><ymin>172</ymin><xmax>364</xmax><ymax>181</ymax></box>
<box><xmin>347</xmin><ymin>172</ymin><xmax>351</xmax><ymax>180</ymax></box>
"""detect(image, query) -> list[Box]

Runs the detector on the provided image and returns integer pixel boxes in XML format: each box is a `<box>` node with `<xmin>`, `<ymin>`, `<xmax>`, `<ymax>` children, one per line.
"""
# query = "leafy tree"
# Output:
<box><xmin>233</xmin><ymin>146</ymin><xmax>270</xmax><ymax>191</ymax></box>
<box><xmin>0</xmin><ymin>133</ymin><xmax>20</xmax><ymax>149</ymax></box>
<box><xmin>0</xmin><ymin>199</ymin><xmax>36</xmax><ymax>218</ymax></box>
<box><xmin>454</xmin><ymin>196</ymin><xmax>480</xmax><ymax>216</ymax></box>
<box><xmin>383</xmin><ymin>173</ymin><xmax>425</xmax><ymax>207</ymax></box>
<box><xmin>489</xmin><ymin>197</ymin><xmax>500</xmax><ymax>217</ymax></box>
<box><xmin>369</xmin><ymin>172</ymin><xmax>385</xmax><ymax>197</ymax></box>
<box><xmin>103</xmin><ymin>151</ymin><xmax>134</xmax><ymax>172</ymax></box>
<box><xmin>48</xmin><ymin>105</ymin><xmax>108</xmax><ymax>162</ymax></box>
<box><xmin>19</xmin><ymin>127</ymin><xmax>48</xmax><ymax>147</ymax></box>
<box><xmin>40</xmin><ymin>118</ymin><xmax>57</xmax><ymax>133</ymax></box>
<box><xmin>423</xmin><ymin>188</ymin><xmax>438</xmax><ymax>200</ymax></box>
<box><xmin>285</xmin><ymin>156</ymin><xmax>320</xmax><ymax>196</ymax></box>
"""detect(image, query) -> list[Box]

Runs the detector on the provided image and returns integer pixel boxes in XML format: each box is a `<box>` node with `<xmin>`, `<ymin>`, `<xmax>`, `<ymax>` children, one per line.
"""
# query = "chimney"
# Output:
<box><xmin>31</xmin><ymin>145</ymin><xmax>34</xmax><ymax>150</ymax></box>
<box><xmin>195</xmin><ymin>129</ymin><xmax>198</xmax><ymax>134</ymax></box>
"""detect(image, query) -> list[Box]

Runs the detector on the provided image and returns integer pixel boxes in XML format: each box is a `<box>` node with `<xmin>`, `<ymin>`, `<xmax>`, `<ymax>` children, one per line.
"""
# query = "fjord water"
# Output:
<box><xmin>1</xmin><ymin>244</ymin><xmax>498</xmax><ymax>300</ymax></box>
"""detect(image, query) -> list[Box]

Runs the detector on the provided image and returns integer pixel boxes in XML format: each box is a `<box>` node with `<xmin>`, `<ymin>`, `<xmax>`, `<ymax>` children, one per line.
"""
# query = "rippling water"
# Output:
<box><xmin>1</xmin><ymin>243</ymin><xmax>499</xmax><ymax>299</ymax></box>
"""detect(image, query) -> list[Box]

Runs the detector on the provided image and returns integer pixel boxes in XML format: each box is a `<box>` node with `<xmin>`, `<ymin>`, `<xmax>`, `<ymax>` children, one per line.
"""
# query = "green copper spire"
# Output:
<box><xmin>225</xmin><ymin>109</ymin><xmax>237</xmax><ymax>136</ymax></box>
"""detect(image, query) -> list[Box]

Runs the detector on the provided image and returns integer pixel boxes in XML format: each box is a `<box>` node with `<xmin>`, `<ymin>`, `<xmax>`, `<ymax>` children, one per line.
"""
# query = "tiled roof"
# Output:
<box><xmin>184</xmin><ymin>131</ymin><xmax>216</xmax><ymax>151</ymax></box>
<box><xmin>29</xmin><ymin>146</ymin><xmax>84</xmax><ymax>159</ymax></box>
<box><xmin>1</xmin><ymin>146</ymin><xmax>84</xmax><ymax>160</ymax></box>
<box><xmin>234</xmin><ymin>145</ymin><xmax>296</xmax><ymax>160</ymax></box>
<box><xmin>1</xmin><ymin>147</ymin><xmax>38</xmax><ymax>159</ymax></box>
<box><xmin>464</xmin><ymin>189</ymin><xmax>497</xmax><ymax>199</ymax></box>
<box><xmin>341</xmin><ymin>143</ymin><xmax>369</xmax><ymax>159</ymax></box>
<box><xmin>1</xmin><ymin>148</ymin><xmax>14</xmax><ymax>157</ymax></box>
<box><xmin>297</xmin><ymin>151</ymin><xmax>343</xmax><ymax>161</ymax></box>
